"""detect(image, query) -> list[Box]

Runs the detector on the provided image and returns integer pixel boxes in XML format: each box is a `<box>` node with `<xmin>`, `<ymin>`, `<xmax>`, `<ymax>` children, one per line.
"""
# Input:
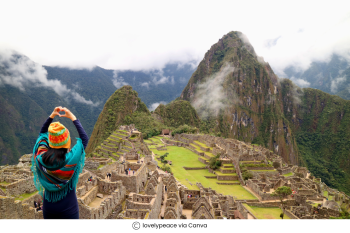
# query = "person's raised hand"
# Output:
<box><xmin>50</xmin><ymin>106</ymin><xmax>62</xmax><ymax>119</ymax></box>
<box><xmin>59</xmin><ymin>107</ymin><xmax>77</xmax><ymax>121</ymax></box>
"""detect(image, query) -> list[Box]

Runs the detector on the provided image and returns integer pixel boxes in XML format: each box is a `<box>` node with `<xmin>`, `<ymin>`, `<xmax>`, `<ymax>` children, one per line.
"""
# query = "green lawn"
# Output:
<box><xmin>243</xmin><ymin>204</ymin><xmax>290</xmax><ymax>219</ymax></box>
<box><xmin>323</xmin><ymin>190</ymin><xmax>328</xmax><ymax>197</ymax></box>
<box><xmin>193</xmin><ymin>140</ymin><xmax>211</xmax><ymax>149</ymax></box>
<box><xmin>215</xmin><ymin>171</ymin><xmax>237</xmax><ymax>176</ymax></box>
<box><xmin>15</xmin><ymin>191</ymin><xmax>39</xmax><ymax>201</ymax></box>
<box><xmin>190</xmin><ymin>143</ymin><xmax>215</xmax><ymax>158</ymax></box>
<box><xmin>283</xmin><ymin>172</ymin><xmax>294</xmax><ymax>177</ymax></box>
<box><xmin>149</xmin><ymin>142</ymin><xmax>257</xmax><ymax>199</ymax></box>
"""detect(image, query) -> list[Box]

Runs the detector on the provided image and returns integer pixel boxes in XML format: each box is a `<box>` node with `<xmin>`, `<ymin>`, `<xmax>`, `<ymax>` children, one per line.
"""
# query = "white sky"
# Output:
<box><xmin>1</xmin><ymin>0</ymin><xmax>350</xmax><ymax>74</ymax></box>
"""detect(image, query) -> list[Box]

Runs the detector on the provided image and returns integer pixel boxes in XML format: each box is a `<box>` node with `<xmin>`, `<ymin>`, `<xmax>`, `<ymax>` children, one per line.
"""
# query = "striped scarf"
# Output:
<box><xmin>31</xmin><ymin>133</ymin><xmax>85</xmax><ymax>202</ymax></box>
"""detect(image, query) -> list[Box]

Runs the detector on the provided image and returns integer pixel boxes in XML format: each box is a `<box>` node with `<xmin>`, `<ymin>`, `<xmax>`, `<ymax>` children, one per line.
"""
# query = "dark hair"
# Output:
<box><xmin>42</xmin><ymin>147</ymin><xmax>68</xmax><ymax>166</ymax></box>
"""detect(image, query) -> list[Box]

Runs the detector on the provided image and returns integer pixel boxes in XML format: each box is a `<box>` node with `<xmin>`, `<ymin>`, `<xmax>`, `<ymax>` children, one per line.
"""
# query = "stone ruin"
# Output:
<box><xmin>1</xmin><ymin>125</ymin><xmax>349</xmax><ymax>220</ymax></box>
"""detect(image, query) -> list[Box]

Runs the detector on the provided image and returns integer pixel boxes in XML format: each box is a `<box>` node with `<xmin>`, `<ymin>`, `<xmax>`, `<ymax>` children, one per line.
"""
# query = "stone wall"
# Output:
<box><xmin>5</xmin><ymin>177</ymin><xmax>36</xmax><ymax>196</ymax></box>
<box><xmin>78</xmin><ymin>183</ymin><xmax>126</xmax><ymax>219</ymax></box>
<box><xmin>246</xmin><ymin>180</ymin><xmax>280</xmax><ymax>201</ymax></box>
<box><xmin>282</xmin><ymin>208</ymin><xmax>299</xmax><ymax>219</ymax></box>
<box><xmin>216</xmin><ymin>175</ymin><xmax>238</xmax><ymax>181</ymax></box>
<box><xmin>112</xmin><ymin>163</ymin><xmax>147</xmax><ymax>193</ymax></box>
<box><xmin>0</xmin><ymin>196</ymin><xmax>43</xmax><ymax>219</ymax></box>
<box><xmin>80</xmin><ymin>186</ymin><xmax>99</xmax><ymax>205</ymax></box>
<box><xmin>148</xmin><ymin>179</ymin><xmax>163</xmax><ymax>219</ymax></box>
<box><xmin>96</xmin><ymin>162</ymin><xmax>119</xmax><ymax>178</ymax></box>
<box><xmin>84</xmin><ymin>161</ymin><xmax>100</xmax><ymax>170</ymax></box>
<box><xmin>247</xmin><ymin>167</ymin><xmax>275</xmax><ymax>170</ymax></box>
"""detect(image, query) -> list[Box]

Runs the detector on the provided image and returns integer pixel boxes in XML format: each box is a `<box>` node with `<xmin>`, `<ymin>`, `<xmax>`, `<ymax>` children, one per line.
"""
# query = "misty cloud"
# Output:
<box><xmin>149</xmin><ymin>101</ymin><xmax>167</xmax><ymax>111</ymax></box>
<box><xmin>152</xmin><ymin>75</ymin><xmax>169</xmax><ymax>85</ymax></box>
<box><xmin>264</xmin><ymin>36</ymin><xmax>282</xmax><ymax>48</ymax></box>
<box><xmin>112</xmin><ymin>70</ymin><xmax>129</xmax><ymax>88</ymax></box>
<box><xmin>191</xmin><ymin>64</ymin><xmax>235</xmax><ymax>118</ymax></box>
<box><xmin>331</xmin><ymin>76</ymin><xmax>346</xmax><ymax>93</ymax></box>
<box><xmin>140</xmin><ymin>82</ymin><xmax>150</xmax><ymax>89</ymax></box>
<box><xmin>290</xmin><ymin>76</ymin><xmax>310</xmax><ymax>88</ymax></box>
<box><xmin>0</xmin><ymin>50</ymin><xmax>99</xmax><ymax>106</ymax></box>
<box><xmin>1</xmin><ymin>2</ymin><xmax>349</xmax><ymax>76</ymax></box>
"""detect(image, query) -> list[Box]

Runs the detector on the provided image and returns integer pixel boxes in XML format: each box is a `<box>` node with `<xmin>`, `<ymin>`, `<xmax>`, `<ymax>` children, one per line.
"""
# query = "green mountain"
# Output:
<box><xmin>284</xmin><ymin>54</ymin><xmax>350</xmax><ymax>99</ymax></box>
<box><xmin>153</xmin><ymin>100</ymin><xmax>201</xmax><ymax>128</ymax></box>
<box><xmin>86</xmin><ymin>87</ymin><xmax>200</xmax><ymax>154</ymax></box>
<box><xmin>180</xmin><ymin>31</ymin><xmax>350</xmax><ymax>194</ymax></box>
<box><xmin>86</xmin><ymin>86</ymin><xmax>149</xmax><ymax>153</ymax></box>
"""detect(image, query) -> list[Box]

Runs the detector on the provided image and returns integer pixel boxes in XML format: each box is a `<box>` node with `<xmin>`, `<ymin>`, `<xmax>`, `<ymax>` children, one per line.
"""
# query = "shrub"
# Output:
<box><xmin>242</xmin><ymin>171</ymin><xmax>253</xmax><ymax>180</ymax></box>
<box><xmin>209</xmin><ymin>155</ymin><xmax>222</xmax><ymax>170</ymax></box>
<box><xmin>273</xmin><ymin>161</ymin><xmax>281</xmax><ymax>169</ymax></box>
<box><xmin>161</xmin><ymin>166</ymin><xmax>172</xmax><ymax>174</ymax></box>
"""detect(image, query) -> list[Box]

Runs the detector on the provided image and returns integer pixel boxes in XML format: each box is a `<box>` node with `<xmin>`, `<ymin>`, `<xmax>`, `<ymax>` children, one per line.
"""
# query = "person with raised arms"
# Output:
<box><xmin>31</xmin><ymin>106</ymin><xmax>89</xmax><ymax>219</ymax></box>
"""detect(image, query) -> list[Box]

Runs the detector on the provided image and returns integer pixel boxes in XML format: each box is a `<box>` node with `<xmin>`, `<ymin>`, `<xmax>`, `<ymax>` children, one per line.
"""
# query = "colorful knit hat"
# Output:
<box><xmin>48</xmin><ymin>122</ymin><xmax>71</xmax><ymax>149</ymax></box>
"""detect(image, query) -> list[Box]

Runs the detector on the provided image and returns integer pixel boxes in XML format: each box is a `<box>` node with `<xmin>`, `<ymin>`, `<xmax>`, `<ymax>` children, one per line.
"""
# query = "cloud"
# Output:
<box><xmin>152</xmin><ymin>75</ymin><xmax>169</xmax><ymax>85</ymax></box>
<box><xmin>149</xmin><ymin>101</ymin><xmax>167</xmax><ymax>111</ymax></box>
<box><xmin>331</xmin><ymin>76</ymin><xmax>346</xmax><ymax>93</ymax></box>
<box><xmin>0</xmin><ymin>49</ymin><xmax>99</xmax><ymax>106</ymax></box>
<box><xmin>112</xmin><ymin>70</ymin><xmax>128</xmax><ymax>88</ymax></box>
<box><xmin>0</xmin><ymin>2</ymin><xmax>349</xmax><ymax>74</ymax></box>
<box><xmin>191</xmin><ymin>64</ymin><xmax>235</xmax><ymax>118</ymax></box>
<box><xmin>264</xmin><ymin>36</ymin><xmax>282</xmax><ymax>48</ymax></box>
<box><xmin>290</xmin><ymin>76</ymin><xmax>310</xmax><ymax>88</ymax></box>
<box><xmin>140</xmin><ymin>82</ymin><xmax>150</xmax><ymax>89</ymax></box>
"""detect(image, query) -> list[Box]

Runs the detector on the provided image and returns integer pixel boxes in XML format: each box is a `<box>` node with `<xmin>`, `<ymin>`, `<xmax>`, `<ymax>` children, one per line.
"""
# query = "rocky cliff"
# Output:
<box><xmin>181</xmin><ymin>31</ymin><xmax>299</xmax><ymax>165</ymax></box>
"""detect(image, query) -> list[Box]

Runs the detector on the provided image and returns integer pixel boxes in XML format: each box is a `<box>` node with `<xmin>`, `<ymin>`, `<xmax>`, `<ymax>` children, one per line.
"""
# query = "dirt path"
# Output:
<box><xmin>247</xmin><ymin>213</ymin><xmax>255</xmax><ymax>219</ymax></box>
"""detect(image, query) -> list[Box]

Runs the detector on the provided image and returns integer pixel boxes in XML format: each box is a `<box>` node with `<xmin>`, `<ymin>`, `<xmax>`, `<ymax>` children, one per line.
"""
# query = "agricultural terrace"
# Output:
<box><xmin>243</xmin><ymin>204</ymin><xmax>290</xmax><ymax>219</ymax></box>
<box><xmin>146</xmin><ymin>136</ymin><xmax>257</xmax><ymax>199</ymax></box>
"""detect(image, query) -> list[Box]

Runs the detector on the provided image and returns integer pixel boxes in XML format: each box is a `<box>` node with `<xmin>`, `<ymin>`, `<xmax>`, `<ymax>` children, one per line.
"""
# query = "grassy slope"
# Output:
<box><xmin>150</xmin><ymin>137</ymin><xmax>256</xmax><ymax>199</ymax></box>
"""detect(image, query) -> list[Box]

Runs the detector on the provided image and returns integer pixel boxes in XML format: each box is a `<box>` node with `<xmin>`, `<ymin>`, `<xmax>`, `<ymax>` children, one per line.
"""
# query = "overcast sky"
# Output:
<box><xmin>1</xmin><ymin>0</ymin><xmax>350</xmax><ymax>76</ymax></box>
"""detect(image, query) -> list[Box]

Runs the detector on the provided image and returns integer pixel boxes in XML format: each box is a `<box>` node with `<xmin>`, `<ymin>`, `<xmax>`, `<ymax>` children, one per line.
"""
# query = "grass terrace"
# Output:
<box><xmin>215</xmin><ymin>171</ymin><xmax>238</xmax><ymax>176</ymax></box>
<box><xmin>14</xmin><ymin>191</ymin><xmax>39</xmax><ymax>201</ymax></box>
<box><xmin>323</xmin><ymin>191</ymin><xmax>328</xmax><ymax>197</ymax></box>
<box><xmin>148</xmin><ymin>139</ymin><xmax>257</xmax><ymax>199</ymax></box>
<box><xmin>283</xmin><ymin>172</ymin><xmax>294</xmax><ymax>177</ymax></box>
<box><xmin>243</xmin><ymin>204</ymin><xmax>290</xmax><ymax>219</ymax></box>
<box><xmin>190</xmin><ymin>143</ymin><xmax>215</xmax><ymax>158</ymax></box>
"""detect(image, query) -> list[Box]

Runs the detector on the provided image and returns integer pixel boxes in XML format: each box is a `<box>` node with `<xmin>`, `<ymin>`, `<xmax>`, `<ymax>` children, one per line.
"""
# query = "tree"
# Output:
<box><xmin>159</xmin><ymin>152</ymin><xmax>169</xmax><ymax>161</ymax></box>
<box><xmin>242</xmin><ymin>171</ymin><xmax>253</xmax><ymax>180</ymax></box>
<box><xmin>273</xmin><ymin>161</ymin><xmax>281</xmax><ymax>169</ymax></box>
<box><xmin>271</xmin><ymin>186</ymin><xmax>292</xmax><ymax>207</ymax></box>
<box><xmin>280</xmin><ymin>213</ymin><xmax>284</xmax><ymax>219</ymax></box>
<box><xmin>209</xmin><ymin>155</ymin><xmax>222</xmax><ymax>170</ymax></box>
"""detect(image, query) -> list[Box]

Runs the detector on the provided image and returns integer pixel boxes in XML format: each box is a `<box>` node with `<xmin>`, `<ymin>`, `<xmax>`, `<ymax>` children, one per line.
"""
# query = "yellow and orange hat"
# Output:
<box><xmin>48</xmin><ymin>122</ymin><xmax>71</xmax><ymax>149</ymax></box>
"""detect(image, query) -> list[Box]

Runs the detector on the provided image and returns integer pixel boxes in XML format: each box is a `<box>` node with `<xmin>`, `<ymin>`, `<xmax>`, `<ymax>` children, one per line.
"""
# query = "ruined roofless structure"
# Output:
<box><xmin>0</xmin><ymin>125</ymin><xmax>349</xmax><ymax>219</ymax></box>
